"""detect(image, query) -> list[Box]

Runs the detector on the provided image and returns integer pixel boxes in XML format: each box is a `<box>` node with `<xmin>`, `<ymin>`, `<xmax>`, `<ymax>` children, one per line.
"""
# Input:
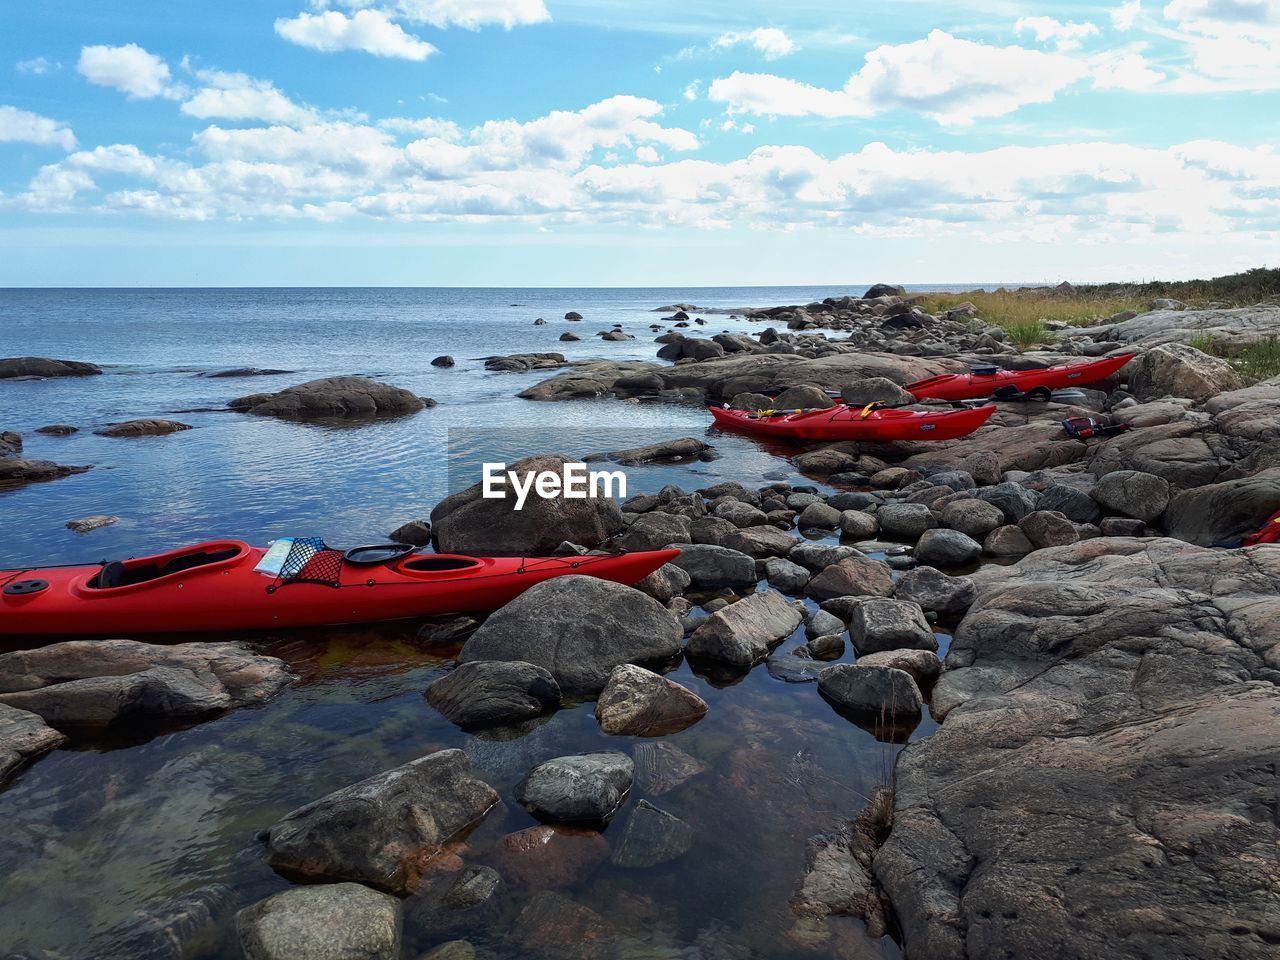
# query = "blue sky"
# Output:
<box><xmin>1</xmin><ymin>0</ymin><xmax>1278</xmax><ymax>286</ymax></box>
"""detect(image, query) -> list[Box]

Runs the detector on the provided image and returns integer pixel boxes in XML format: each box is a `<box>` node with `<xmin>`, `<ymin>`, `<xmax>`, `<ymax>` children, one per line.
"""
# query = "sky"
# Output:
<box><xmin>1</xmin><ymin>0</ymin><xmax>1278</xmax><ymax>286</ymax></box>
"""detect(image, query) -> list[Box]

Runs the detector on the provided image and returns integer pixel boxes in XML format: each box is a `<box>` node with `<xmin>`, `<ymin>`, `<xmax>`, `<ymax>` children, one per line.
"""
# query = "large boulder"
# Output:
<box><xmin>773</xmin><ymin>384</ymin><xmax>834</xmax><ymax>410</ymax></box>
<box><xmin>595</xmin><ymin>664</ymin><xmax>707</xmax><ymax>736</ymax></box>
<box><xmin>432</xmin><ymin>454</ymin><xmax>624</xmax><ymax>555</ymax></box>
<box><xmin>457</xmin><ymin>576</ymin><xmax>681</xmax><ymax>697</ymax></box>
<box><xmin>686</xmin><ymin>590</ymin><xmax>803</xmax><ymax>667</ymax></box>
<box><xmin>617</xmin><ymin>512</ymin><xmax>692</xmax><ymax>552</ymax></box>
<box><xmin>1127</xmin><ymin>343</ymin><xmax>1243</xmax><ymax>402</ymax></box>
<box><xmin>914</xmin><ymin>529</ymin><xmax>982</xmax><ymax>568</ymax></box>
<box><xmin>263</xmin><ymin>749</ymin><xmax>499</xmax><ymax>895</ymax></box>
<box><xmin>0</xmin><ymin>639</ymin><xmax>293</xmax><ymax>734</ymax></box>
<box><xmin>1163</xmin><ymin>468</ymin><xmax>1280</xmax><ymax>545</ymax></box>
<box><xmin>1090</xmin><ymin>470</ymin><xmax>1171</xmax><ymax>522</ymax></box>
<box><xmin>849</xmin><ymin>599</ymin><xmax>936</xmax><ymax>654</ymax></box>
<box><xmin>517</xmin><ymin>752</ymin><xmax>634</xmax><ymax>827</ymax></box>
<box><xmin>238</xmin><ymin>883</ymin><xmax>401</xmax><ymax>960</ymax></box>
<box><xmin>230</xmin><ymin>375</ymin><xmax>426</xmax><ymax>419</ymax></box>
<box><xmin>0</xmin><ymin>357</ymin><xmax>101</xmax><ymax>378</ymax></box>
<box><xmin>425</xmin><ymin>661</ymin><xmax>561</xmax><ymax>729</ymax></box>
<box><xmin>840</xmin><ymin>377</ymin><xmax>915</xmax><ymax>407</ymax></box>
<box><xmin>877</xmin><ymin>538</ymin><xmax>1280</xmax><ymax>960</ymax></box>
<box><xmin>876</xmin><ymin>502</ymin><xmax>936</xmax><ymax>540</ymax></box>
<box><xmin>0</xmin><ymin>703</ymin><xmax>66</xmax><ymax>786</ymax></box>
<box><xmin>664</xmin><ymin>543</ymin><xmax>758</xmax><ymax>587</ymax></box>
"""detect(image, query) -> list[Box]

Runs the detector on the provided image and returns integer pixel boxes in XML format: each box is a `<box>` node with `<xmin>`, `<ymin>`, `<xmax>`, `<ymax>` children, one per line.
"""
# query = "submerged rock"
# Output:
<box><xmin>425</xmin><ymin>660</ymin><xmax>561</xmax><ymax>729</ymax></box>
<box><xmin>517</xmin><ymin>752</ymin><xmax>634</xmax><ymax>826</ymax></box>
<box><xmin>458</xmin><ymin>576</ymin><xmax>681</xmax><ymax>697</ymax></box>
<box><xmin>595</xmin><ymin>664</ymin><xmax>707</xmax><ymax>736</ymax></box>
<box><xmin>496</xmin><ymin>825</ymin><xmax>610</xmax><ymax>890</ymax></box>
<box><xmin>631</xmin><ymin>741</ymin><xmax>707</xmax><ymax>796</ymax></box>
<box><xmin>610</xmin><ymin>799</ymin><xmax>693</xmax><ymax>868</ymax></box>
<box><xmin>238</xmin><ymin>883</ymin><xmax>401</xmax><ymax>960</ymax></box>
<box><xmin>65</xmin><ymin>514</ymin><xmax>119</xmax><ymax>534</ymax></box>
<box><xmin>432</xmin><ymin>453</ymin><xmax>624</xmax><ymax>555</ymax></box>
<box><xmin>98</xmin><ymin>884</ymin><xmax>238</xmax><ymax>960</ymax></box>
<box><xmin>263</xmin><ymin>749</ymin><xmax>499</xmax><ymax>895</ymax></box>
<box><xmin>0</xmin><ymin>703</ymin><xmax>66</xmax><ymax>787</ymax></box>
<box><xmin>230</xmin><ymin>376</ymin><xmax>426</xmax><ymax>419</ymax></box>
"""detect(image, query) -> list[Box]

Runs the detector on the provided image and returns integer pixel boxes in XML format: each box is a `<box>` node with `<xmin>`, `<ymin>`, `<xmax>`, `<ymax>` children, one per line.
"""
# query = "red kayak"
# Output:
<box><xmin>0</xmin><ymin>539</ymin><xmax>679</xmax><ymax>636</ymax></box>
<box><xmin>709</xmin><ymin>402</ymin><xmax>996</xmax><ymax>441</ymax></box>
<box><xmin>904</xmin><ymin>353</ymin><xmax>1136</xmax><ymax>402</ymax></box>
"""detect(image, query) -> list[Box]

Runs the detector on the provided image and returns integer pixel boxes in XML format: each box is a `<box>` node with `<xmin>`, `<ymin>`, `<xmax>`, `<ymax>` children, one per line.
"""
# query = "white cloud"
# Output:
<box><xmin>0</xmin><ymin>105</ymin><xmax>76</xmax><ymax>150</ymax></box>
<box><xmin>1090</xmin><ymin>49</ymin><xmax>1166</xmax><ymax>89</ymax></box>
<box><xmin>1162</xmin><ymin>0</ymin><xmax>1280</xmax><ymax>88</ymax></box>
<box><xmin>325</xmin><ymin>0</ymin><xmax>550</xmax><ymax>30</ymax></box>
<box><xmin>378</xmin><ymin>116</ymin><xmax>463</xmax><ymax>138</ymax></box>
<box><xmin>1112</xmin><ymin>1</ymin><xmax>1143</xmax><ymax>29</ymax></box>
<box><xmin>77</xmin><ymin>43</ymin><xmax>183</xmax><ymax>99</ymax></box>
<box><xmin>713</xmin><ymin>27</ymin><xmax>796</xmax><ymax>60</ymax></box>
<box><xmin>180</xmin><ymin>67</ymin><xmax>318</xmax><ymax>125</ymax></box>
<box><xmin>1014</xmin><ymin>16</ymin><xmax>1100</xmax><ymax>50</ymax></box>
<box><xmin>635</xmin><ymin>145</ymin><xmax>659</xmax><ymax>162</ymax></box>
<box><xmin>16</xmin><ymin>57</ymin><xmax>58</xmax><ymax>75</ymax></box>
<box><xmin>709</xmin><ymin>30</ymin><xmax>1088</xmax><ymax>125</ymax></box>
<box><xmin>275</xmin><ymin>10</ymin><xmax>437</xmax><ymax>60</ymax></box>
<box><xmin>683</xmin><ymin>80</ymin><xmax>701</xmax><ymax>101</ymax></box>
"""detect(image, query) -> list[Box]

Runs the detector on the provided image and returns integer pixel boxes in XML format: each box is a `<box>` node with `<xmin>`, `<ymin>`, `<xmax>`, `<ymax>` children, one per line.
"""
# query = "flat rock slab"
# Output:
<box><xmin>238</xmin><ymin>882</ymin><xmax>402</xmax><ymax>960</ymax></box>
<box><xmin>875</xmin><ymin>537</ymin><xmax>1280</xmax><ymax>960</ymax></box>
<box><xmin>0</xmin><ymin>457</ymin><xmax>91</xmax><ymax>489</ymax></box>
<box><xmin>95</xmin><ymin>419</ymin><xmax>192</xmax><ymax>437</ymax></box>
<box><xmin>0</xmin><ymin>357</ymin><xmax>101</xmax><ymax>378</ymax></box>
<box><xmin>230</xmin><ymin>376</ymin><xmax>426</xmax><ymax>419</ymax></box>
<box><xmin>264</xmin><ymin>748</ymin><xmax>500</xmax><ymax>895</ymax></box>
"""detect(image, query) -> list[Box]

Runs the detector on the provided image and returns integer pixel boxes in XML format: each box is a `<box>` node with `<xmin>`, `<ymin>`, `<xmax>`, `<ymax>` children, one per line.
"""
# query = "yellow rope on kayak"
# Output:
<box><xmin>858</xmin><ymin>402</ymin><xmax>883</xmax><ymax>420</ymax></box>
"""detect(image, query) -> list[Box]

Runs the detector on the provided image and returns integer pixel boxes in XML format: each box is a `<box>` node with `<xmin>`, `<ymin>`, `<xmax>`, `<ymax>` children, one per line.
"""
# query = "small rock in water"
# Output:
<box><xmin>431</xmin><ymin>355</ymin><xmax>455</xmax><ymax>367</ymax></box>
<box><xmin>818</xmin><ymin>663</ymin><xmax>923</xmax><ymax>721</ymax></box>
<box><xmin>914</xmin><ymin>528</ymin><xmax>981</xmax><ymax>568</ymax></box>
<box><xmin>65</xmin><ymin>514</ymin><xmax>118</xmax><ymax>534</ymax></box>
<box><xmin>686</xmin><ymin>589</ymin><xmax>803</xmax><ymax>667</ymax></box>
<box><xmin>595</xmin><ymin>664</ymin><xmax>707</xmax><ymax>737</ymax></box>
<box><xmin>765</xmin><ymin>557</ymin><xmax>811</xmax><ymax>593</ymax></box>
<box><xmin>805</xmin><ymin>609</ymin><xmax>845</xmax><ymax>639</ymax></box>
<box><xmin>564</xmin><ymin>311</ymin><xmax>583</xmax><ymax>320</ymax></box>
<box><xmin>893</xmin><ymin>566</ymin><xmax>976</xmax><ymax>616</ymax></box>
<box><xmin>517</xmin><ymin>752</ymin><xmax>634</xmax><ymax>827</ymax></box>
<box><xmin>35</xmin><ymin>424</ymin><xmax>78</xmax><ymax>435</ymax></box>
<box><xmin>807</xmin><ymin>633</ymin><xmax>846</xmax><ymax>661</ymax></box>
<box><xmin>95</xmin><ymin>419</ymin><xmax>192</xmax><ymax>438</ymax></box>
<box><xmin>850</xmin><ymin>598</ymin><xmax>936</xmax><ymax>654</ymax></box>
<box><xmin>426</xmin><ymin>660</ymin><xmax>561</xmax><ymax>730</ymax></box>
<box><xmin>389</xmin><ymin>518</ymin><xmax>431</xmax><ymax>546</ymax></box>
<box><xmin>559</xmin><ymin>332</ymin><xmax>581</xmax><ymax>341</ymax></box>
<box><xmin>610</xmin><ymin>799</ymin><xmax>694</xmax><ymax>868</ymax></box>
<box><xmin>237</xmin><ymin>883</ymin><xmax>402</xmax><ymax>960</ymax></box>
<box><xmin>855</xmin><ymin>648</ymin><xmax>941</xmax><ymax>687</ymax></box>
<box><xmin>415</xmin><ymin>615</ymin><xmax>480</xmax><ymax>645</ymax></box>
<box><xmin>98</xmin><ymin>883</ymin><xmax>237</xmax><ymax>960</ymax></box>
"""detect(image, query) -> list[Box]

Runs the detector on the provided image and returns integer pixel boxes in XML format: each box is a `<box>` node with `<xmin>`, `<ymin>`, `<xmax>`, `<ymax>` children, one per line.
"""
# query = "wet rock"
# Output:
<box><xmin>565</xmin><ymin>311</ymin><xmax>583</xmax><ymax>320</ymax></box>
<box><xmin>804</xmin><ymin>556</ymin><xmax>894</xmax><ymax>600</ymax></box>
<box><xmin>415</xmin><ymin>615</ymin><xmax>480</xmax><ymax>646</ymax></box>
<box><xmin>237</xmin><ymin>883</ymin><xmax>401</xmax><ymax>960</ymax></box>
<box><xmin>518</xmin><ymin>752</ymin><xmax>634</xmax><ymax>827</ymax></box>
<box><xmin>509</xmin><ymin>890</ymin><xmax>614</xmax><ymax>957</ymax></box>
<box><xmin>426</xmin><ymin>661</ymin><xmax>561</xmax><ymax>729</ymax></box>
<box><xmin>818</xmin><ymin>664</ymin><xmax>923</xmax><ymax>720</ymax></box>
<box><xmin>687</xmin><ymin>589</ymin><xmax>803</xmax><ymax>667</ymax></box>
<box><xmin>610</xmin><ymin>800</ymin><xmax>694</xmax><ymax>868</ymax></box>
<box><xmin>805</xmin><ymin>609</ymin><xmax>845</xmax><ymax>640</ymax></box>
<box><xmin>765</xmin><ymin>557</ymin><xmax>811</xmax><ymax>593</ymax></box>
<box><xmin>765</xmin><ymin>653</ymin><xmax>825</xmax><ymax>683</ymax></box>
<box><xmin>459</xmin><ymin>576</ymin><xmax>681</xmax><ymax>697</ymax></box>
<box><xmin>1163</xmin><ymin>467</ymin><xmax>1280</xmax><ymax>546</ymax></box>
<box><xmin>1129</xmin><ymin>342</ymin><xmax>1243</xmax><ymax>402</ymax></box>
<box><xmin>789</xmin><ymin>542</ymin><xmax>862</xmax><ymax>571</ymax></box>
<box><xmin>893</xmin><ymin>565</ymin><xmax>977</xmax><ymax>616</ymax></box>
<box><xmin>632</xmin><ymin>562</ymin><xmax>691</xmax><ymax>603</ymax></box>
<box><xmin>914</xmin><ymin>528</ymin><xmax>981</xmax><ymax>568</ymax></box>
<box><xmin>1090</xmin><ymin>469</ymin><xmax>1171</xmax><ymax>522</ymax></box>
<box><xmin>0</xmin><ymin>357</ymin><xmax>101</xmax><ymax>379</ymax></box>
<box><xmin>595</xmin><ymin>664</ymin><xmax>707</xmax><ymax>736</ymax></box>
<box><xmin>98</xmin><ymin>883</ymin><xmax>237</xmax><ymax>960</ymax></box>
<box><xmin>721</xmin><ymin>524</ymin><xmax>799</xmax><ymax>559</ymax></box>
<box><xmin>585</xmin><ymin>437</ymin><xmax>713</xmax><ymax>465</ymax></box>
<box><xmin>0</xmin><ymin>431</ymin><xmax>20</xmax><ymax>456</ymax></box>
<box><xmin>497</xmin><ymin>826</ymin><xmax>610</xmax><ymax>889</ymax></box>
<box><xmin>0</xmin><ymin>457</ymin><xmax>90</xmax><ymax>489</ymax></box>
<box><xmin>0</xmin><ymin>703</ymin><xmax>66</xmax><ymax>786</ymax></box>
<box><xmin>850</xmin><ymin>598</ymin><xmax>936</xmax><ymax>654</ymax></box>
<box><xmin>0</xmin><ymin>639</ymin><xmax>293</xmax><ymax>734</ymax></box>
<box><xmin>201</xmin><ymin>367</ymin><xmax>291</xmax><ymax>378</ymax></box>
<box><xmin>559</xmin><ymin>332</ymin><xmax>580</xmax><ymax>342</ymax></box>
<box><xmin>230</xmin><ymin>375</ymin><xmax>427</xmax><ymax>419</ymax></box>
<box><xmin>408</xmin><ymin>865</ymin><xmax>502</xmax><ymax>941</ymax></box>
<box><xmin>263</xmin><ymin>749</ymin><xmax>499</xmax><ymax>895</ymax></box>
<box><xmin>792</xmin><ymin>829</ymin><xmax>887</xmax><ymax>937</ymax></box>
<box><xmin>432</xmin><ymin>454</ymin><xmax>624</xmax><ymax>555</ymax></box>
<box><xmin>807</xmin><ymin>633</ymin><xmax>845</xmax><ymax>661</ymax></box>
<box><xmin>839</xmin><ymin>510</ymin><xmax>879</xmax><ymax>539</ymax></box>
<box><xmin>65</xmin><ymin>514</ymin><xmax>118</xmax><ymax>534</ymax></box>
<box><xmin>96</xmin><ymin>418</ymin><xmax>193</xmax><ymax>437</ymax></box>
<box><xmin>431</xmin><ymin>355</ymin><xmax>455</xmax><ymax>367</ymax></box>
<box><xmin>876</xmin><ymin>502</ymin><xmax>936</xmax><ymax>540</ymax></box>
<box><xmin>666</xmin><ymin>543</ymin><xmax>757</xmax><ymax>588</ymax></box>
<box><xmin>798</xmin><ymin>501</ymin><xmax>841</xmax><ymax>529</ymax></box>
<box><xmin>1018</xmin><ymin>510</ymin><xmax>1080</xmax><ymax>549</ymax></box>
<box><xmin>631</xmin><ymin>741</ymin><xmax>706</xmax><ymax>796</ymax></box>
<box><xmin>855</xmin><ymin>648</ymin><xmax>941</xmax><ymax>686</ymax></box>
<box><xmin>389</xmin><ymin>518</ymin><xmax>432</xmax><ymax>546</ymax></box>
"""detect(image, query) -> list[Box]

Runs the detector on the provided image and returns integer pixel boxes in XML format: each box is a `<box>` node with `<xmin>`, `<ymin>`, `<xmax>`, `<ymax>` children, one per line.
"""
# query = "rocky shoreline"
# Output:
<box><xmin>1</xmin><ymin>285</ymin><xmax>1278</xmax><ymax>959</ymax></box>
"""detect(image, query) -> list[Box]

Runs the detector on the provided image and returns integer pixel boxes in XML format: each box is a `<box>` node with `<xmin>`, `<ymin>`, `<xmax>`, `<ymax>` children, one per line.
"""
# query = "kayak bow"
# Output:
<box><xmin>0</xmin><ymin>541</ymin><xmax>680</xmax><ymax>636</ymax></box>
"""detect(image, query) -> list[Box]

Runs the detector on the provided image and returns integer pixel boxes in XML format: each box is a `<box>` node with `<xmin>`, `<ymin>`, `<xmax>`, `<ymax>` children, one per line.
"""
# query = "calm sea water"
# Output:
<box><xmin>0</xmin><ymin>287</ymin><xmax>973</xmax><ymax>958</ymax></box>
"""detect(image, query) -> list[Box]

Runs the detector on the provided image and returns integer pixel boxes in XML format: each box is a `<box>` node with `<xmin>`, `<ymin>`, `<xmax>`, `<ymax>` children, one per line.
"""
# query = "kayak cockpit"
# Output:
<box><xmin>85</xmin><ymin>540</ymin><xmax>251</xmax><ymax>591</ymax></box>
<box><xmin>399</xmin><ymin>555</ymin><xmax>483</xmax><ymax>572</ymax></box>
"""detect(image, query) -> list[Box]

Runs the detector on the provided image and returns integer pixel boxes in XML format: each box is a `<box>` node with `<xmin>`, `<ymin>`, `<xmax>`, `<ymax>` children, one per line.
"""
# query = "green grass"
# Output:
<box><xmin>1004</xmin><ymin>320</ymin><xmax>1053</xmax><ymax>350</ymax></box>
<box><xmin>1184</xmin><ymin>333</ymin><xmax>1280</xmax><ymax>385</ymax></box>
<box><xmin>911</xmin><ymin>289</ymin><xmax>1144</xmax><ymax>330</ymax></box>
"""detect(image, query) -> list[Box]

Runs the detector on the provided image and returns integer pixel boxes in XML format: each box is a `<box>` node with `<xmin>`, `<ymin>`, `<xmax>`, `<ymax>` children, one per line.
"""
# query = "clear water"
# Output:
<box><xmin>0</xmin><ymin>288</ymin><xmax>961</xmax><ymax>958</ymax></box>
